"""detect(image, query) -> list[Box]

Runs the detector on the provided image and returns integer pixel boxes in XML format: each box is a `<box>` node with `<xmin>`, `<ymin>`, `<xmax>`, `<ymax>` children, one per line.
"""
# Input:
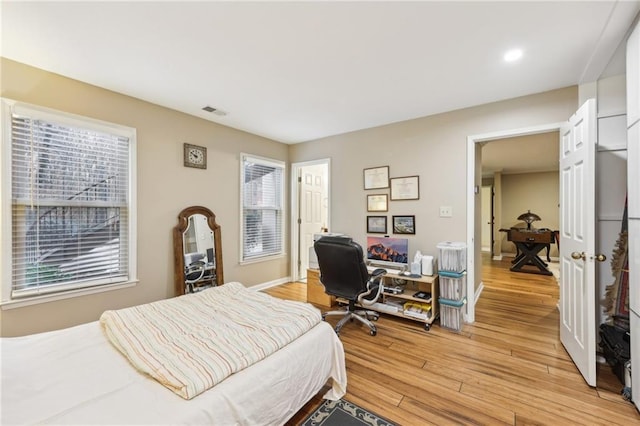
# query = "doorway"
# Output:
<box><xmin>290</xmin><ymin>159</ymin><xmax>330</xmax><ymax>282</ymax></box>
<box><xmin>466</xmin><ymin>122</ymin><xmax>563</xmax><ymax>322</ymax></box>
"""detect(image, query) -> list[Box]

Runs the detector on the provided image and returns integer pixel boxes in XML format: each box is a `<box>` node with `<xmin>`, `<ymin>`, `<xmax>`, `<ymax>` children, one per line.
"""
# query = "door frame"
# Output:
<box><xmin>466</xmin><ymin>122</ymin><xmax>563</xmax><ymax>322</ymax></box>
<box><xmin>290</xmin><ymin>158</ymin><xmax>331</xmax><ymax>282</ymax></box>
<box><xmin>480</xmin><ymin>185</ymin><xmax>493</xmax><ymax>255</ymax></box>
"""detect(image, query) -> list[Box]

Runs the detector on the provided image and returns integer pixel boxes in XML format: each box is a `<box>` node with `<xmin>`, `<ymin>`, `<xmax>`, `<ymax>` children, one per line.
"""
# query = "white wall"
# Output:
<box><xmin>593</xmin><ymin>74</ymin><xmax>629</xmax><ymax>326</ymax></box>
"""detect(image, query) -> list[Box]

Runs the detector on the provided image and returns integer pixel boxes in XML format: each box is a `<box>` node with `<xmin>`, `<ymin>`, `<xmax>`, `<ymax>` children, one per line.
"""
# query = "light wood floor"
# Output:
<box><xmin>265</xmin><ymin>255</ymin><xmax>639</xmax><ymax>425</ymax></box>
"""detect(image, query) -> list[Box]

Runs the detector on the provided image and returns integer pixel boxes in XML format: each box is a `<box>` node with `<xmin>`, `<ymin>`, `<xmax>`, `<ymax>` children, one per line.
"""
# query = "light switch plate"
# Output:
<box><xmin>440</xmin><ymin>206</ymin><xmax>453</xmax><ymax>217</ymax></box>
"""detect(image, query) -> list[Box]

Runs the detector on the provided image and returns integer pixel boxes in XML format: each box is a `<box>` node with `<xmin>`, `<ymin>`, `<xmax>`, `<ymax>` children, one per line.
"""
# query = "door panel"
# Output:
<box><xmin>299</xmin><ymin>165</ymin><xmax>328</xmax><ymax>278</ymax></box>
<box><xmin>559</xmin><ymin>99</ymin><xmax>597</xmax><ymax>387</ymax></box>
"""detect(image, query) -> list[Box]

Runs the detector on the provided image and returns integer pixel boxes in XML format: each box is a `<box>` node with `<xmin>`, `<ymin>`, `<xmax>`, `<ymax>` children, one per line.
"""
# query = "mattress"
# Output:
<box><xmin>0</xmin><ymin>319</ymin><xmax>346</xmax><ymax>425</ymax></box>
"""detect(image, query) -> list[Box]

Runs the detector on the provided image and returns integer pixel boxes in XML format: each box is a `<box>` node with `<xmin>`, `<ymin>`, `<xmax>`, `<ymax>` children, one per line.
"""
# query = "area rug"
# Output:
<box><xmin>301</xmin><ymin>399</ymin><xmax>396</xmax><ymax>426</ymax></box>
<box><xmin>547</xmin><ymin>261</ymin><xmax>560</xmax><ymax>283</ymax></box>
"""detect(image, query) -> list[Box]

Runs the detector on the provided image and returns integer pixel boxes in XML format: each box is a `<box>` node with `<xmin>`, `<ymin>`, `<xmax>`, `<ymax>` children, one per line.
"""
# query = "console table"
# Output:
<box><xmin>501</xmin><ymin>228</ymin><xmax>555</xmax><ymax>275</ymax></box>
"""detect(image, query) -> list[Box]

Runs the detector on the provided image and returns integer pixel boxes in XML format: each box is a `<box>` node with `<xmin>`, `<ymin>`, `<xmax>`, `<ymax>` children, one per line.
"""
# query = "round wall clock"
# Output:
<box><xmin>183</xmin><ymin>143</ymin><xmax>207</xmax><ymax>169</ymax></box>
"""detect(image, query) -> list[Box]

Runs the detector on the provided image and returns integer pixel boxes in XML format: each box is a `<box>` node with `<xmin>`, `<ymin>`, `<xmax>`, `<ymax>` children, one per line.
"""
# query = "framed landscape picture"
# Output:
<box><xmin>367</xmin><ymin>216</ymin><xmax>387</xmax><ymax>234</ymax></box>
<box><xmin>392</xmin><ymin>215</ymin><xmax>415</xmax><ymax>234</ymax></box>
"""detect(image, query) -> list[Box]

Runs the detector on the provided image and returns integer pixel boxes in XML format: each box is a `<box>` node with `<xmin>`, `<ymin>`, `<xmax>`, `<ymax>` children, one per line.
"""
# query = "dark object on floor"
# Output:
<box><xmin>599</xmin><ymin>323</ymin><xmax>630</xmax><ymax>385</ymax></box>
<box><xmin>301</xmin><ymin>399</ymin><xmax>396</xmax><ymax>426</ymax></box>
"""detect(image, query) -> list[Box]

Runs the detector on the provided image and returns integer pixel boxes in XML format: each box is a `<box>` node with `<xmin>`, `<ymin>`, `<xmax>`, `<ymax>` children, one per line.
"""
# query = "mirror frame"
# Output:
<box><xmin>173</xmin><ymin>206</ymin><xmax>224</xmax><ymax>295</ymax></box>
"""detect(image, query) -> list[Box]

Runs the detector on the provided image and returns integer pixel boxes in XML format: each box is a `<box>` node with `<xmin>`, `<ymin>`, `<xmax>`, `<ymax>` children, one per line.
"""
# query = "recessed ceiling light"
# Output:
<box><xmin>202</xmin><ymin>105</ymin><xmax>228</xmax><ymax>116</ymax></box>
<box><xmin>504</xmin><ymin>49</ymin><xmax>523</xmax><ymax>62</ymax></box>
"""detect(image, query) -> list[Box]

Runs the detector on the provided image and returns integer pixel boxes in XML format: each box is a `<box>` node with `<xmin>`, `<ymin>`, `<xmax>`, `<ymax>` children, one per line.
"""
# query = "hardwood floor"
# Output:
<box><xmin>265</xmin><ymin>255</ymin><xmax>639</xmax><ymax>425</ymax></box>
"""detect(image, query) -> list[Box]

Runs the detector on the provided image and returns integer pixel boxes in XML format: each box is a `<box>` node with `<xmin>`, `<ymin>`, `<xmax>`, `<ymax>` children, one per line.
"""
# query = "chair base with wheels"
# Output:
<box><xmin>323</xmin><ymin>299</ymin><xmax>380</xmax><ymax>336</ymax></box>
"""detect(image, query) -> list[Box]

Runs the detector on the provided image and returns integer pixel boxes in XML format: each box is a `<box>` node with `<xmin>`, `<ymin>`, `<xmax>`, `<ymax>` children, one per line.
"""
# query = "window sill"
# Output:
<box><xmin>239</xmin><ymin>252</ymin><xmax>286</xmax><ymax>266</ymax></box>
<box><xmin>0</xmin><ymin>280</ymin><xmax>139</xmax><ymax>310</ymax></box>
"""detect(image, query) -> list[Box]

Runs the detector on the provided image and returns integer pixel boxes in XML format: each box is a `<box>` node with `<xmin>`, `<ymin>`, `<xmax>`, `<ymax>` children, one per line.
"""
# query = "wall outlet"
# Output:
<box><xmin>440</xmin><ymin>206</ymin><xmax>453</xmax><ymax>217</ymax></box>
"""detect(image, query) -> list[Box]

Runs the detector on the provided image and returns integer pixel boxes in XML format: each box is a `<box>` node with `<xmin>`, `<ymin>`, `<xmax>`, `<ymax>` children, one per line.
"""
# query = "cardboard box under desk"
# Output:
<box><xmin>306</xmin><ymin>269</ymin><xmax>336</xmax><ymax>307</ymax></box>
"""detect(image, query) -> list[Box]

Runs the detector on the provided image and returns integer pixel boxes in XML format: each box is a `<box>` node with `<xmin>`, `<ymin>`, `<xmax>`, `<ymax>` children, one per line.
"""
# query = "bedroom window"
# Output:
<box><xmin>240</xmin><ymin>153</ymin><xmax>285</xmax><ymax>262</ymax></box>
<box><xmin>1</xmin><ymin>99</ymin><xmax>136</xmax><ymax>303</ymax></box>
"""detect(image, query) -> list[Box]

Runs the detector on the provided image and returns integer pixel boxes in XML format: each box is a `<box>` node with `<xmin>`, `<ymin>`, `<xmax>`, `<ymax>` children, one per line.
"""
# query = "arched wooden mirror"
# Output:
<box><xmin>173</xmin><ymin>206</ymin><xmax>224</xmax><ymax>295</ymax></box>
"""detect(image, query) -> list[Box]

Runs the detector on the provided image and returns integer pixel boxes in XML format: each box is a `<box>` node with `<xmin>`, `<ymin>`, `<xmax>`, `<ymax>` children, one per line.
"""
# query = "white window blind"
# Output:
<box><xmin>8</xmin><ymin>104</ymin><xmax>132</xmax><ymax>299</ymax></box>
<box><xmin>241</xmin><ymin>154</ymin><xmax>284</xmax><ymax>261</ymax></box>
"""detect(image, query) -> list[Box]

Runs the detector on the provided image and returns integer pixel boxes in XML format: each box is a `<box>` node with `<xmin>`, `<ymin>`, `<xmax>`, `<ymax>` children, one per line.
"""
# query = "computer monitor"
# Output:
<box><xmin>366</xmin><ymin>236</ymin><xmax>409</xmax><ymax>269</ymax></box>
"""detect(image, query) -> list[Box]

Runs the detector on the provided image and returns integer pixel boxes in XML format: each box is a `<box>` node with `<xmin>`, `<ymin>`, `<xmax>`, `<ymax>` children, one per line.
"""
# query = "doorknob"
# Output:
<box><xmin>571</xmin><ymin>251</ymin><xmax>586</xmax><ymax>260</ymax></box>
<box><xmin>592</xmin><ymin>254</ymin><xmax>607</xmax><ymax>262</ymax></box>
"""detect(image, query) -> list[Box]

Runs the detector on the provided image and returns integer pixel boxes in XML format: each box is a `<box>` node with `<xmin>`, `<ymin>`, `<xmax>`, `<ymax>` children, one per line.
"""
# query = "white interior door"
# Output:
<box><xmin>559</xmin><ymin>99</ymin><xmax>597</xmax><ymax>386</ymax></box>
<box><xmin>298</xmin><ymin>163</ymin><xmax>328</xmax><ymax>279</ymax></box>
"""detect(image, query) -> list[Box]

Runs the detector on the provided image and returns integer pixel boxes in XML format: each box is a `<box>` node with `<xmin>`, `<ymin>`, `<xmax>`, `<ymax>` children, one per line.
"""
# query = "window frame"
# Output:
<box><xmin>239</xmin><ymin>153</ymin><xmax>286</xmax><ymax>264</ymax></box>
<box><xmin>0</xmin><ymin>98</ymin><xmax>137</xmax><ymax>308</ymax></box>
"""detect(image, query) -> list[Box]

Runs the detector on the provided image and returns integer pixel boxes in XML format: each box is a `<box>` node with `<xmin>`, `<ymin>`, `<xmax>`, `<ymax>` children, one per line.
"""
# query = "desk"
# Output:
<box><xmin>501</xmin><ymin>228</ymin><xmax>555</xmax><ymax>276</ymax></box>
<box><xmin>306</xmin><ymin>269</ymin><xmax>336</xmax><ymax>307</ymax></box>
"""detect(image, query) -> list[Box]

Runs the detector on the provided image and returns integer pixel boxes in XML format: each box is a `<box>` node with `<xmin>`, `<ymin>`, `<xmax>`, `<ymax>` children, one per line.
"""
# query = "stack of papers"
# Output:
<box><xmin>403</xmin><ymin>301</ymin><xmax>432</xmax><ymax>320</ymax></box>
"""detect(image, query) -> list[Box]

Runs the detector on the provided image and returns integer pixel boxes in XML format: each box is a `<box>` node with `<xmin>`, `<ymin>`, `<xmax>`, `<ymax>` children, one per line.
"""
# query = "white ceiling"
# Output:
<box><xmin>1</xmin><ymin>1</ymin><xmax>639</xmax><ymax>144</ymax></box>
<box><xmin>481</xmin><ymin>131</ymin><xmax>559</xmax><ymax>177</ymax></box>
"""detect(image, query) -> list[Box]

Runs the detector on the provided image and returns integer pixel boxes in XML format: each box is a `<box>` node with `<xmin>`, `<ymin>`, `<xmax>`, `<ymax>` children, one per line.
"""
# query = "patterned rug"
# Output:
<box><xmin>301</xmin><ymin>399</ymin><xmax>396</xmax><ymax>426</ymax></box>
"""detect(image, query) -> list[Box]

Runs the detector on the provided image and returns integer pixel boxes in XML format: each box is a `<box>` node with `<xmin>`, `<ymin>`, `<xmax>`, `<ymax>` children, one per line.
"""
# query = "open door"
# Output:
<box><xmin>291</xmin><ymin>159</ymin><xmax>330</xmax><ymax>281</ymax></box>
<box><xmin>559</xmin><ymin>98</ymin><xmax>605</xmax><ymax>386</ymax></box>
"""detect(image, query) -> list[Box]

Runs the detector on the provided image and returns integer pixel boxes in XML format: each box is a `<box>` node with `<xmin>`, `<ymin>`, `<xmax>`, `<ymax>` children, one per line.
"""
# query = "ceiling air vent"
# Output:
<box><xmin>202</xmin><ymin>106</ymin><xmax>228</xmax><ymax>116</ymax></box>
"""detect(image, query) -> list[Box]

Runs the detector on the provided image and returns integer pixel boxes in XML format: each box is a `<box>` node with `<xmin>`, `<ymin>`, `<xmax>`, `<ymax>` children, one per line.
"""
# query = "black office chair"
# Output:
<box><xmin>313</xmin><ymin>236</ymin><xmax>386</xmax><ymax>336</ymax></box>
<box><xmin>184</xmin><ymin>261</ymin><xmax>206</xmax><ymax>293</ymax></box>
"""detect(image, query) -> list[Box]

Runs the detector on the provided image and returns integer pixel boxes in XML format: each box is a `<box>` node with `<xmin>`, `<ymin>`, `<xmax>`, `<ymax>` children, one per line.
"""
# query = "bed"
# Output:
<box><xmin>0</xmin><ymin>282</ymin><xmax>347</xmax><ymax>425</ymax></box>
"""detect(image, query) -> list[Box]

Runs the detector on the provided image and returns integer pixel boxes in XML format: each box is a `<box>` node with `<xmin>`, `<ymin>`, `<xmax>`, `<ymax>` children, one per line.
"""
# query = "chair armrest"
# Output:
<box><xmin>358</xmin><ymin>269</ymin><xmax>386</xmax><ymax>306</ymax></box>
<box><xmin>369</xmin><ymin>268</ymin><xmax>386</xmax><ymax>278</ymax></box>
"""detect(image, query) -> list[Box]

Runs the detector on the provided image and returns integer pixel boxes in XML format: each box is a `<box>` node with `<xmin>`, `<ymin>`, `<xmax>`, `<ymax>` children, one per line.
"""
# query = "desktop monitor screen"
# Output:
<box><xmin>366</xmin><ymin>236</ymin><xmax>409</xmax><ymax>269</ymax></box>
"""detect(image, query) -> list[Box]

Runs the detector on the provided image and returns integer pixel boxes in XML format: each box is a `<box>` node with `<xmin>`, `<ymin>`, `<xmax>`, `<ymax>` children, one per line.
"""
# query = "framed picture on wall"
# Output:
<box><xmin>367</xmin><ymin>194</ymin><xmax>388</xmax><ymax>212</ymax></box>
<box><xmin>392</xmin><ymin>215</ymin><xmax>415</xmax><ymax>234</ymax></box>
<box><xmin>363</xmin><ymin>166</ymin><xmax>390</xmax><ymax>190</ymax></box>
<box><xmin>390</xmin><ymin>176</ymin><xmax>419</xmax><ymax>200</ymax></box>
<box><xmin>367</xmin><ymin>216</ymin><xmax>387</xmax><ymax>234</ymax></box>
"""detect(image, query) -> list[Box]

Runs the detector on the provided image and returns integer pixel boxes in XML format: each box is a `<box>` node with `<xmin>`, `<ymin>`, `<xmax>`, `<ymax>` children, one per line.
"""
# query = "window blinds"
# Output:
<box><xmin>241</xmin><ymin>155</ymin><xmax>284</xmax><ymax>261</ymax></box>
<box><xmin>10</xmin><ymin>111</ymin><xmax>130</xmax><ymax>298</ymax></box>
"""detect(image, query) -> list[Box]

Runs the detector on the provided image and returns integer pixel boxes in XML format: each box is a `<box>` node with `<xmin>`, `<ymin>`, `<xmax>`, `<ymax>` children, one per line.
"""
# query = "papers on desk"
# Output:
<box><xmin>369</xmin><ymin>302</ymin><xmax>400</xmax><ymax>314</ymax></box>
<box><xmin>403</xmin><ymin>301</ymin><xmax>432</xmax><ymax>320</ymax></box>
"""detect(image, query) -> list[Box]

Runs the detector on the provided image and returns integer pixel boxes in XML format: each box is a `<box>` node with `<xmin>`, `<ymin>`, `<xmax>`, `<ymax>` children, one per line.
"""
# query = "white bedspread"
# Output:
<box><xmin>1</xmin><ymin>294</ymin><xmax>347</xmax><ymax>425</ymax></box>
<box><xmin>100</xmin><ymin>282</ymin><xmax>322</xmax><ymax>399</ymax></box>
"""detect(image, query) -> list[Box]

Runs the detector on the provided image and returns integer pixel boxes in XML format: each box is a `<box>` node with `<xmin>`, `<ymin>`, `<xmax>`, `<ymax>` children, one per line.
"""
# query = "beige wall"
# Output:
<box><xmin>1</xmin><ymin>58</ymin><xmax>579</xmax><ymax>336</ymax></box>
<box><xmin>499</xmin><ymin>171</ymin><xmax>560</xmax><ymax>258</ymax></box>
<box><xmin>0</xmin><ymin>58</ymin><xmax>289</xmax><ymax>336</ymax></box>
<box><xmin>290</xmin><ymin>88</ymin><xmax>577</xmax><ymax>272</ymax></box>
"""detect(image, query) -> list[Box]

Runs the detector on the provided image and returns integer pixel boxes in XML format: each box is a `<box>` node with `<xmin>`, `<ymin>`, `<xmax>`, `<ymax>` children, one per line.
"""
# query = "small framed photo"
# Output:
<box><xmin>390</xmin><ymin>175</ymin><xmax>420</xmax><ymax>200</ymax></box>
<box><xmin>367</xmin><ymin>194</ymin><xmax>388</xmax><ymax>212</ymax></box>
<box><xmin>367</xmin><ymin>216</ymin><xmax>387</xmax><ymax>234</ymax></box>
<box><xmin>363</xmin><ymin>166</ymin><xmax>390</xmax><ymax>190</ymax></box>
<box><xmin>393</xmin><ymin>215</ymin><xmax>415</xmax><ymax>234</ymax></box>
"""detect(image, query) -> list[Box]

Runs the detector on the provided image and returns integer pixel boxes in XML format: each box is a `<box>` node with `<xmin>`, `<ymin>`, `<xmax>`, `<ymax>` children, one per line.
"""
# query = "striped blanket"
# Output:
<box><xmin>100</xmin><ymin>282</ymin><xmax>321</xmax><ymax>400</ymax></box>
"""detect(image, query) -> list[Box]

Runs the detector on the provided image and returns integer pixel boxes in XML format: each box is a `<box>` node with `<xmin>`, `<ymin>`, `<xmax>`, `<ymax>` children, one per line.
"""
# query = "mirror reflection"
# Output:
<box><xmin>183</xmin><ymin>214</ymin><xmax>216</xmax><ymax>292</ymax></box>
<box><xmin>174</xmin><ymin>206</ymin><xmax>223</xmax><ymax>295</ymax></box>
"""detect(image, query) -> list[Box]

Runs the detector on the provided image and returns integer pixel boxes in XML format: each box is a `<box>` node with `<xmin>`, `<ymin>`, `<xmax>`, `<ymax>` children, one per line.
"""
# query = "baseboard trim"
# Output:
<box><xmin>250</xmin><ymin>276</ymin><xmax>292</xmax><ymax>291</ymax></box>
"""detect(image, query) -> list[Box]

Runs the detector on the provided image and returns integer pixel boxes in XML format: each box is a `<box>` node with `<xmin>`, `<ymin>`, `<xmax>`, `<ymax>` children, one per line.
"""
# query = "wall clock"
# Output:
<box><xmin>183</xmin><ymin>143</ymin><xmax>207</xmax><ymax>169</ymax></box>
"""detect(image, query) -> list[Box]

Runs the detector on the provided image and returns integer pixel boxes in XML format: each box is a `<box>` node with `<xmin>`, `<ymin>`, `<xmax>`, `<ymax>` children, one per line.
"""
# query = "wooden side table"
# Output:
<box><xmin>306</xmin><ymin>268</ymin><xmax>336</xmax><ymax>307</ymax></box>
